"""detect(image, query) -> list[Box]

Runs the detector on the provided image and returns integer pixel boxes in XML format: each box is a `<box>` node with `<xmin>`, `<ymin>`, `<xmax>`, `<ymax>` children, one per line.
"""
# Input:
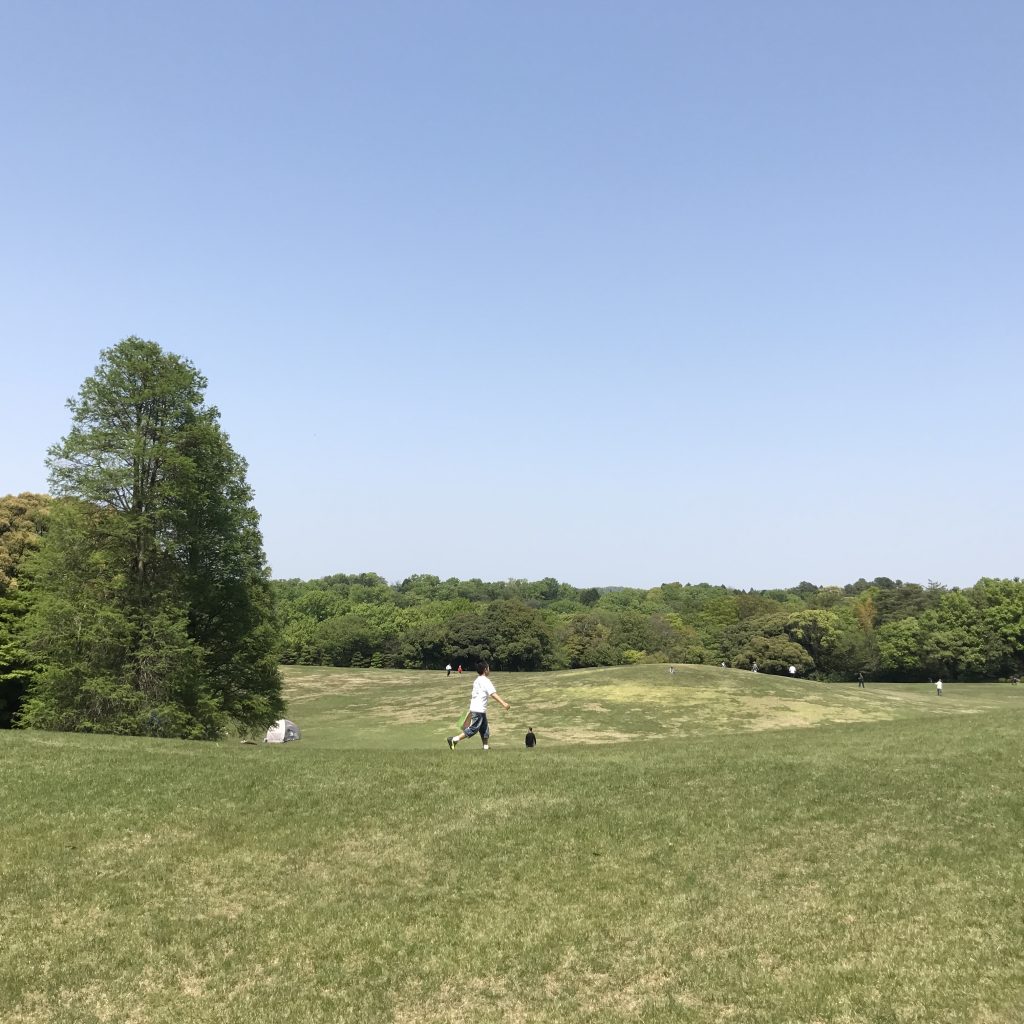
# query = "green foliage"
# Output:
<box><xmin>733</xmin><ymin>634</ymin><xmax>814</xmax><ymax>675</ymax></box>
<box><xmin>877</xmin><ymin>616</ymin><xmax>924</xmax><ymax>676</ymax></box>
<box><xmin>974</xmin><ymin>578</ymin><xmax>1024</xmax><ymax>676</ymax></box>
<box><xmin>920</xmin><ymin>591</ymin><xmax>986</xmax><ymax>679</ymax></box>
<box><xmin>272</xmin><ymin>571</ymin><xmax>1024</xmax><ymax>681</ymax></box>
<box><xmin>0</xmin><ymin>493</ymin><xmax>51</xmax><ymax>597</ymax></box>
<box><xmin>0</xmin><ymin>590</ymin><xmax>35</xmax><ymax>728</ymax></box>
<box><xmin>19</xmin><ymin>338</ymin><xmax>282</xmax><ymax>738</ymax></box>
<box><xmin>561</xmin><ymin>613</ymin><xmax>615</xmax><ymax>668</ymax></box>
<box><xmin>0</xmin><ymin>493</ymin><xmax>51</xmax><ymax>726</ymax></box>
<box><xmin>485</xmin><ymin>600</ymin><xmax>555</xmax><ymax>671</ymax></box>
<box><xmin>786</xmin><ymin>609</ymin><xmax>841</xmax><ymax>667</ymax></box>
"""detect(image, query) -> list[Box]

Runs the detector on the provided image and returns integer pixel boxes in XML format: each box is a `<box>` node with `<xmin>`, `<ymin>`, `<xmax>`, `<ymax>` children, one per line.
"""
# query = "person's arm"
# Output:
<box><xmin>492</xmin><ymin>691</ymin><xmax>511</xmax><ymax>711</ymax></box>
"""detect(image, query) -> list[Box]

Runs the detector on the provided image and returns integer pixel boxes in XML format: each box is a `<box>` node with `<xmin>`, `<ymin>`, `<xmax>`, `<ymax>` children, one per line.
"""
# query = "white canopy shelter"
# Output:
<box><xmin>265</xmin><ymin>719</ymin><xmax>301</xmax><ymax>743</ymax></box>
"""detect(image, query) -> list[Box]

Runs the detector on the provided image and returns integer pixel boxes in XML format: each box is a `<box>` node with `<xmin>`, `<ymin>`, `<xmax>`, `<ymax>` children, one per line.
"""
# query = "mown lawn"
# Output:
<box><xmin>279</xmin><ymin>663</ymin><xmax>1011</xmax><ymax>750</ymax></box>
<box><xmin>1</xmin><ymin>667</ymin><xmax>1021</xmax><ymax>1023</ymax></box>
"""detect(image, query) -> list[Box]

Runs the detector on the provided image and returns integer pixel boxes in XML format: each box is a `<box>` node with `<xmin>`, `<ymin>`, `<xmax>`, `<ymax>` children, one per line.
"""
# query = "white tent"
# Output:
<box><xmin>265</xmin><ymin>719</ymin><xmax>301</xmax><ymax>743</ymax></box>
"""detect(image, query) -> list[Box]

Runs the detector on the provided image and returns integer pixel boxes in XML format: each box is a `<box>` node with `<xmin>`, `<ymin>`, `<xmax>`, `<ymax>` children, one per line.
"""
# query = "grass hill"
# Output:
<box><xmin>2</xmin><ymin>666</ymin><xmax>1021</xmax><ymax>1023</ymax></box>
<box><xmin>280</xmin><ymin>662</ymin><xmax>1009</xmax><ymax>749</ymax></box>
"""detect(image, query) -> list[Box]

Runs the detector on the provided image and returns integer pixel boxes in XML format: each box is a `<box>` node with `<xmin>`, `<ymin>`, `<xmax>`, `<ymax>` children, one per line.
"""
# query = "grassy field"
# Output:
<box><xmin>1</xmin><ymin>665</ymin><xmax>1022</xmax><ymax>1023</ymax></box>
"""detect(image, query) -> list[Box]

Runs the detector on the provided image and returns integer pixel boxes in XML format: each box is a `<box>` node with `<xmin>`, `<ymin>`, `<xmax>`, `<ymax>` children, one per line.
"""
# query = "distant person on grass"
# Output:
<box><xmin>446</xmin><ymin>663</ymin><xmax>452</xmax><ymax>677</ymax></box>
<box><xmin>858</xmin><ymin>672</ymin><xmax>865</xmax><ymax>688</ymax></box>
<box><xmin>525</xmin><ymin>727</ymin><xmax>536</xmax><ymax>748</ymax></box>
<box><xmin>447</xmin><ymin>662</ymin><xmax>510</xmax><ymax>751</ymax></box>
<box><xmin>936</xmin><ymin>678</ymin><xmax>943</xmax><ymax>696</ymax></box>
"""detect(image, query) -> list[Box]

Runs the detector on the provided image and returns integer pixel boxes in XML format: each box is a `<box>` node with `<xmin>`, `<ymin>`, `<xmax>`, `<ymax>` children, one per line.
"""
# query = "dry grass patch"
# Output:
<box><xmin>544</xmin><ymin>725</ymin><xmax>643</xmax><ymax>745</ymax></box>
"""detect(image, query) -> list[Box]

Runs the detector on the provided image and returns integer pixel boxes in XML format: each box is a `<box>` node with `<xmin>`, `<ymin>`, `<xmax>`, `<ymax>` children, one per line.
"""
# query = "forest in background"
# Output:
<box><xmin>272</xmin><ymin>570</ymin><xmax>1024</xmax><ymax>682</ymax></box>
<box><xmin>5</xmin><ymin>492</ymin><xmax>1024</xmax><ymax>729</ymax></box>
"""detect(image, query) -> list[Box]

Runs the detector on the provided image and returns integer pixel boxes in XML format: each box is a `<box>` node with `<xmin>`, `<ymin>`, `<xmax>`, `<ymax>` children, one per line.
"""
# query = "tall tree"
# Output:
<box><xmin>0</xmin><ymin>493</ymin><xmax>51</xmax><ymax>726</ymax></box>
<box><xmin>19</xmin><ymin>338</ymin><xmax>283</xmax><ymax>738</ymax></box>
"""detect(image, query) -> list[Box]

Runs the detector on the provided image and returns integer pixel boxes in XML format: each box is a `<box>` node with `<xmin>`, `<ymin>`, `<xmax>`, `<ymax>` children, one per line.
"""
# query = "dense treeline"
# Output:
<box><xmin>272</xmin><ymin>572</ymin><xmax>1024</xmax><ymax>682</ymax></box>
<box><xmin>4</xmin><ymin>330</ymin><xmax>1023</xmax><ymax>736</ymax></box>
<box><xmin>6</xmin><ymin>496</ymin><xmax>1024</xmax><ymax>734</ymax></box>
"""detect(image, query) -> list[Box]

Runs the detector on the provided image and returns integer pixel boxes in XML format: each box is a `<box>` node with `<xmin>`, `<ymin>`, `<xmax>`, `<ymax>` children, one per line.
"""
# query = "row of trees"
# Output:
<box><xmin>4</xmin><ymin>339</ymin><xmax>1022</xmax><ymax>740</ymax></box>
<box><xmin>271</xmin><ymin>572</ymin><xmax>1024</xmax><ymax>681</ymax></box>
<box><xmin>1</xmin><ymin>339</ymin><xmax>283</xmax><ymax>736</ymax></box>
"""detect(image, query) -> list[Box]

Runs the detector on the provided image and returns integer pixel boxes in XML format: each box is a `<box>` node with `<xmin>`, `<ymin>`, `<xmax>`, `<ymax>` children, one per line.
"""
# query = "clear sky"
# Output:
<box><xmin>3</xmin><ymin>1</ymin><xmax>1022</xmax><ymax>590</ymax></box>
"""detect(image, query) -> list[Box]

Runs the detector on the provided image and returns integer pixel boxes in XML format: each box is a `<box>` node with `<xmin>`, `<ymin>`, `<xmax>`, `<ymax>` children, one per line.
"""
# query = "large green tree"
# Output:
<box><xmin>0</xmin><ymin>493</ymin><xmax>51</xmax><ymax>726</ymax></box>
<box><xmin>19</xmin><ymin>338</ymin><xmax>283</xmax><ymax>738</ymax></box>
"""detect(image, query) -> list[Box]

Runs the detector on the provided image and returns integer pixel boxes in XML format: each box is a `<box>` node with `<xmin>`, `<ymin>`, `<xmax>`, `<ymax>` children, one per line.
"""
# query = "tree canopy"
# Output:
<box><xmin>15</xmin><ymin>338</ymin><xmax>282</xmax><ymax>738</ymax></box>
<box><xmin>0</xmin><ymin>493</ymin><xmax>51</xmax><ymax>727</ymax></box>
<box><xmin>271</xmin><ymin>572</ymin><xmax>1024</xmax><ymax>681</ymax></box>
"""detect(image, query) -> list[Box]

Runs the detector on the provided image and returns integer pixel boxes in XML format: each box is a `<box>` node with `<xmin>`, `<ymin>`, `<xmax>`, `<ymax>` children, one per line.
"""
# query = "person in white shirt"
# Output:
<box><xmin>447</xmin><ymin>662</ymin><xmax>510</xmax><ymax>751</ymax></box>
<box><xmin>936</xmin><ymin>678</ymin><xmax>943</xmax><ymax>696</ymax></box>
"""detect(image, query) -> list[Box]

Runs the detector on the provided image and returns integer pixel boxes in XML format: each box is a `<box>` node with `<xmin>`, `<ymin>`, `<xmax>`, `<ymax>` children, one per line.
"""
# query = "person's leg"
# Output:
<box><xmin>451</xmin><ymin>714</ymin><xmax>482</xmax><ymax>747</ymax></box>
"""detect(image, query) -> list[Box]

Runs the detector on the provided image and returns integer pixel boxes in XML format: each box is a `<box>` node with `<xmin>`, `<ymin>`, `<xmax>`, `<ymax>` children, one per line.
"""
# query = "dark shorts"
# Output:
<box><xmin>463</xmin><ymin>712</ymin><xmax>489</xmax><ymax>740</ymax></box>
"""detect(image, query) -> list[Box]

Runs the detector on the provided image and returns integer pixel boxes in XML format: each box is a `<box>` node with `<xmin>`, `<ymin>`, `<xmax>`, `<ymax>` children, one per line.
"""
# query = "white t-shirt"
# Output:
<box><xmin>469</xmin><ymin>674</ymin><xmax>496</xmax><ymax>713</ymax></box>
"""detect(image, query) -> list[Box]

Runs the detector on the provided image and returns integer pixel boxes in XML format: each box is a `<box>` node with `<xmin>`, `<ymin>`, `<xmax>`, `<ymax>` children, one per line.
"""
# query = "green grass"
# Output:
<box><xmin>1</xmin><ymin>666</ymin><xmax>1022</xmax><ymax>1023</ymax></box>
<box><xmin>281</xmin><ymin>662</ymin><xmax>1014</xmax><ymax>749</ymax></box>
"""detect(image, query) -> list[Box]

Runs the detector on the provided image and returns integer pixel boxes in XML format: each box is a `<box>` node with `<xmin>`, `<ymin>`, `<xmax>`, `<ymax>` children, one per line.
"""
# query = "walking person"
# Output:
<box><xmin>936</xmin><ymin>678</ymin><xmax>943</xmax><ymax>696</ymax></box>
<box><xmin>446</xmin><ymin>663</ymin><xmax>453</xmax><ymax>677</ymax></box>
<box><xmin>447</xmin><ymin>662</ymin><xmax>510</xmax><ymax>751</ymax></box>
<box><xmin>525</xmin><ymin>727</ymin><xmax>537</xmax><ymax>749</ymax></box>
<box><xmin>858</xmin><ymin>672</ymin><xmax>865</xmax><ymax>688</ymax></box>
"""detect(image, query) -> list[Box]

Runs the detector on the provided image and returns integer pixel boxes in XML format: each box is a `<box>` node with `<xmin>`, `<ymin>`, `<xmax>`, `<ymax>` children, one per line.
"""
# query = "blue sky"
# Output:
<box><xmin>3</xmin><ymin>1</ymin><xmax>1022</xmax><ymax>589</ymax></box>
